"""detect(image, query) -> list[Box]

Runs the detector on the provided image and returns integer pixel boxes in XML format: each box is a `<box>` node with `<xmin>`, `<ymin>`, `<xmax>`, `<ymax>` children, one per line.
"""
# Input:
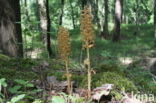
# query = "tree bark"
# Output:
<box><xmin>113</xmin><ymin>0</ymin><xmax>122</xmax><ymax>42</ymax></box>
<box><xmin>0</xmin><ymin>0</ymin><xmax>22</xmax><ymax>57</ymax></box>
<box><xmin>24</xmin><ymin>0</ymin><xmax>30</xmax><ymax>22</ymax></box>
<box><xmin>59</xmin><ymin>0</ymin><xmax>64</xmax><ymax>25</ymax></box>
<box><xmin>154</xmin><ymin>0</ymin><xmax>156</xmax><ymax>40</ymax></box>
<box><xmin>94</xmin><ymin>0</ymin><xmax>101</xmax><ymax>29</ymax></box>
<box><xmin>134</xmin><ymin>0</ymin><xmax>140</xmax><ymax>35</ymax></box>
<box><xmin>89</xmin><ymin>0</ymin><xmax>100</xmax><ymax>29</ymax></box>
<box><xmin>101</xmin><ymin>0</ymin><xmax>109</xmax><ymax>38</ymax></box>
<box><xmin>46</xmin><ymin>0</ymin><xmax>53</xmax><ymax>57</ymax></box>
<box><xmin>37</xmin><ymin>0</ymin><xmax>47</xmax><ymax>46</ymax></box>
<box><xmin>37</xmin><ymin>0</ymin><xmax>53</xmax><ymax>57</ymax></box>
<box><xmin>8</xmin><ymin>0</ymin><xmax>23</xmax><ymax>57</ymax></box>
<box><xmin>69</xmin><ymin>0</ymin><xmax>76</xmax><ymax>29</ymax></box>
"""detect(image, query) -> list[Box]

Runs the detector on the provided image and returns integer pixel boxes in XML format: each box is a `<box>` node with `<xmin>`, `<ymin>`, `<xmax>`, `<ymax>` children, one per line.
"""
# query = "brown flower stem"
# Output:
<box><xmin>65</xmin><ymin>60</ymin><xmax>71</xmax><ymax>95</ymax></box>
<box><xmin>87</xmin><ymin>47</ymin><xmax>91</xmax><ymax>98</ymax></box>
<box><xmin>80</xmin><ymin>6</ymin><xmax>94</xmax><ymax>99</ymax></box>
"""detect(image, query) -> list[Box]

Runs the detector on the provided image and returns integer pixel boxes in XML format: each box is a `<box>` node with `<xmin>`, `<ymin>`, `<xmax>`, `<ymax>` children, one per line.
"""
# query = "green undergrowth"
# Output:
<box><xmin>0</xmin><ymin>53</ymin><xmax>155</xmax><ymax>100</ymax></box>
<box><xmin>0</xmin><ymin>54</ymin><xmax>10</xmax><ymax>61</ymax></box>
<box><xmin>79</xmin><ymin>71</ymin><xmax>137</xmax><ymax>92</ymax></box>
<box><xmin>0</xmin><ymin>56</ymin><xmax>38</xmax><ymax>80</ymax></box>
<box><xmin>0</xmin><ymin>68</ymin><xmax>37</xmax><ymax>81</ymax></box>
<box><xmin>95</xmin><ymin>62</ymin><xmax>125</xmax><ymax>75</ymax></box>
<box><xmin>0</xmin><ymin>55</ymin><xmax>64</xmax><ymax>81</ymax></box>
<box><xmin>125</xmin><ymin>66</ymin><xmax>156</xmax><ymax>95</ymax></box>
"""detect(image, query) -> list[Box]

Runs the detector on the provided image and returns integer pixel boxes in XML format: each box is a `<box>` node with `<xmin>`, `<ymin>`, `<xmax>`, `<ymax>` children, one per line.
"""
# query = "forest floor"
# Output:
<box><xmin>0</xmin><ymin>24</ymin><xmax>156</xmax><ymax>103</ymax></box>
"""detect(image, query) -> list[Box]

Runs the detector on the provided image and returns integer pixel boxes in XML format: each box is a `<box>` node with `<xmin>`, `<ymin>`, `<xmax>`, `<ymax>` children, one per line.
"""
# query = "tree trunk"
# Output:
<box><xmin>24</xmin><ymin>0</ymin><xmax>30</xmax><ymax>22</ymax></box>
<box><xmin>94</xmin><ymin>0</ymin><xmax>101</xmax><ymax>29</ymax></box>
<box><xmin>101</xmin><ymin>0</ymin><xmax>109</xmax><ymax>38</ymax></box>
<box><xmin>37</xmin><ymin>0</ymin><xmax>47</xmax><ymax>46</ymax></box>
<box><xmin>90</xmin><ymin>0</ymin><xmax>100</xmax><ymax>29</ymax></box>
<box><xmin>134</xmin><ymin>0</ymin><xmax>140</xmax><ymax>35</ymax></box>
<box><xmin>113</xmin><ymin>0</ymin><xmax>122</xmax><ymax>42</ymax></box>
<box><xmin>8</xmin><ymin>0</ymin><xmax>23</xmax><ymax>57</ymax></box>
<box><xmin>59</xmin><ymin>0</ymin><xmax>64</xmax><ymax>25</ymax></box>
<box><xmin>37</xmin><ymin>0</ymin><xmax>53</xmax><ymax>57</ymax></box>
<box><xmin>0</xmin><ymin>0</ymin><xmax>22</xmax><ymax>57</ymax></box>
<box><xmin>154</xmin><ymin>0</ymin><xmax>156</xmax><ymax>40</ymax></box>
<box><xmin>46</xmin><ymin>0</ymin><xmax>53</xmax><ymax>57</ymax></box>
<box><xmin>69</xmin><ymin>0</ymin><xmax>76</xmax><ymax>29</ymax></box>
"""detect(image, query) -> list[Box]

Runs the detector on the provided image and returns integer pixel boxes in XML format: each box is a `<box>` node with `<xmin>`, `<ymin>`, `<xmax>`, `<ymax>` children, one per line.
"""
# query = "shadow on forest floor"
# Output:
<box><xmin>70</xmin><ymin>24</ymin><xmax>156</xmax><ymax>66</ymax></box>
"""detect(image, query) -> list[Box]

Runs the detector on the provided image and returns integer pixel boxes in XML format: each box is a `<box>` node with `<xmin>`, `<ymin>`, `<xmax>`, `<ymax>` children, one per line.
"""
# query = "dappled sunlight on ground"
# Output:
<box><xmin>119</xmin><ymin>57</ymin><xmax>133</xmax><ymax>65</ymax></box>
<box><xmin>26</xmin><ymin>48</ymin><xmax>43</xmax><ymax>58</ymax></box>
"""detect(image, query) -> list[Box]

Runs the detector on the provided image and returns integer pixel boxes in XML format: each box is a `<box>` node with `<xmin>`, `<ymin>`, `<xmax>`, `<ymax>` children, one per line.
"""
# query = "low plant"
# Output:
<box><xmin>0</xmin><ymin>78</ymin><xmax>7</xmax><ymax>102</ymax></box>
<box><xmin>0</xmin><ymin>78</ymin><xmax>42</xmax><ymax>103</ymax></box>
<box><xmin>51</xmin><ymin>93</ymin><xmax>85</xmax><ymax>103</ymax></box>
<box><xmin>9</xmin><ymin>79</ymin><xmax>42</xmax><ymax>100</ymax></box>
<box><xmin>80</xmin><ymin>6</ymin><xmax>95</xmax><ymax>98</ymax></box>
<box><xmin>0</xmin><ymin>78</ymin><xmax>26</xmax><ymax>103</ymax></box>
<box><xmin>57</xmin><ymin>26</ymin><xmax>72</xmax><ymax>94</ymax></box>
<box><xmin>7</xmin><ymin>94</ymin><xmax>25</xmax><ymax>103</ymax></box>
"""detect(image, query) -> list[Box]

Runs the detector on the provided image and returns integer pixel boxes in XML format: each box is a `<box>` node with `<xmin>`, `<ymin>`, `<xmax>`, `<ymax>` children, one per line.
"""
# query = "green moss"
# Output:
<box><xmin>0</xmin><ymin>58</ymin><xmax>39</xmax><ymax>81</ymax></box>
<box><xmin>47</xmin><ymin>71</ymin><xmax>64</xmax><ymax>81</ymax></box>
<box><xmin>125</xmin><ymin>66</ymin><xmax>156</xmax><ymax>94</ymax></box>
<box><xmin>0</xmin><ymin>68</ymin><xmax>16</xmax><ymax>80</ymax></box>
<box><xmin>48</xmin><ymin>59</ymin><xmax>64</xmax><ymax>70</ymax></box>
<box><xmin>0</xmin><ymin>68</ymin><xmax>37</xmax><ymax>81</ymax></box>
<box><xmin>0</xmin><ymin>58</ymin><xmax>66</xmax><ymax>82</ymax></box>
<box><xmin>145</xmin><ymin>82</ymin><xmax>156</xmax><ymax>95</ymax></box>
<box><xmin>16</xmin><ymin>71</ymin><xmax>37</xmax><ymax>80</ymax></box>
<box><xmin>0</xmin><ymin>58</ymin><xmax>39</xmax><ymax>71</ymax></box>
<box><xmin>96</xmin><ymin>63</ymin><xmax>125</xmax><ymax>76</ymax></box>
<box><xmin>0</xmin><ymin>54</ymin><xmax>10</xmax><ymax>61</ymax></box>
<box><xmin>79</xmin><ymin>72</ymin><xmax>137</xmax><ymax>101</ymax></box>
<box><xmin>9</xmin><ymin>58</ymin><xmax>39</xmax><ymax>70</ymax></box>
<box><xmin>0</xmin><ymin>54</ymin><xmax>11</xmax><ymax>67</ymax></box>
<box><xmin>80</xmin><ymin>72</ymin><xmax>137</xmax><ymax>92</ymax></box>
<box><xmin>72</xmin><ymin>75</ymin><xmax>86</xmax><ymax>86</ymax></box>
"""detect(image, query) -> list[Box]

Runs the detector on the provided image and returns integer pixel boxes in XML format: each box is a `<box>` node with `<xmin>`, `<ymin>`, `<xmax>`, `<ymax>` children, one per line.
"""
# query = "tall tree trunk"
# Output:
<box><xmin>0</xmin><ymin>0</ymin><xmax>22</xmax><ymax>57</ymax></box>
<box><xmin>101</xmin><ymin>0</ymin><xmax>109</xmax><ymax>38</ymax></box>
<box><xmin>24</xmin><ymin>0</ymin><xmax>30</xmax><ymax>22</ymax></box>
<box><xmin>113</xmin><ymin>0</ymin><xmax>122</xmax><ymax>42</ymax></box>
<box><xmin>23</xmin><ymin>0</ymin><xmax>29</xmax><ymax>57</ymax></box>
<box><xmin>8</xmin><ymin>0</ymin><xmax>23</xmax><ymax>57</ymax></box>
<box><xmin>154</xmin><ymin>0</ymin><xmax>156</xmax><ymax>40</ymax></box>
<box><xmin>37</xmin><ymin>0</ymin><xmax>47</xmax><ymax>46</ymax></box>
<box><xmin>94</xmin><ymin>0</ymin><xmax>101</xmax><ymax>29</ymax></box>
<box><xmin>90</xmin><ymin>0</ymin><xmax>100</xmax><ymax>29</ymax></box>
<box><xmin>59</xmin><ymin>0</ymin><xmax>64</xmax><ymax>25</ymax></box>
<box><xmin>46</xmin><ymin>0</ymin><xmax>53</xmax><ymax>57</ymax></box>
<box><xmin>134</xmin><ymin>0</ymin><xmax>140</xmax><ymax>35</ymax></box>
<box><xmin>69</xmin><ymin>0</ymin><xmax>76</xmax><ymax>29</ymax></box>
<box><xmin>37</xmin><ymin>0</ymin><xmax>53</xmax><ymax>57</ymax></box>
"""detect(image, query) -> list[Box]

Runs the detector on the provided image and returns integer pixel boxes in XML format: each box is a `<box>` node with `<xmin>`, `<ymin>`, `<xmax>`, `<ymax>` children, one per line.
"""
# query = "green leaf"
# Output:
<box><xmin>0</xmin><ymin>78</ymin><xmax>7</xmax><ymax>87</ymax></box>
<box><xmin>32</xmin><ymin>99</ymin><xmax>42</xmax><ymax>103</ymax></box>
<box><xmin>14</xmin><ymin>79</ymin><xmax>34</xmax><ymax>87</ymax></box>
<box><xmin>26</xmin><ymin>83</ymin><xmax>34</xmax><ymax>88</ymax></box>
<box><xmin>14</xmin><ymin>79</ymin><xmax>28</xmax><ymax>85</ymax></box>
<box><xmin>51</xmin><ymin>96</ymin><xmax>65</xmax><ymax>103</ymax></box>
<box><xmin>10</xmin><ymin>94</ymin><xmax>25</xmax><ymax>103</ymax></box>
<box><xmin>8</xmin><ymin>85</ymin><xmax>22</xmax><ymax>94</ymax></box>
